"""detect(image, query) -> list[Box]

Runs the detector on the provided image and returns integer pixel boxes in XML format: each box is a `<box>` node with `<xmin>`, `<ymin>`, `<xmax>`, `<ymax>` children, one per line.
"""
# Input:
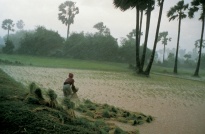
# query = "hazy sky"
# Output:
<box><xmin>0</xmin><ymin>0</ymin><xmax>203</xmax><ymax>52</ymax></box>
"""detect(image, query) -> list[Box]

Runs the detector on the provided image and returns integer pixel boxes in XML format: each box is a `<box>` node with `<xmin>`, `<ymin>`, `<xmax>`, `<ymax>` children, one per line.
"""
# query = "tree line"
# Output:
<box><xmin>113</xmin><ymin>0</ymin><xmax>204</xmax><ymax>76</ymax></box>
<box><xmin>0</xmin><ymin>24</ymin><xmax>152</xmax><ymax>64</ymax></box>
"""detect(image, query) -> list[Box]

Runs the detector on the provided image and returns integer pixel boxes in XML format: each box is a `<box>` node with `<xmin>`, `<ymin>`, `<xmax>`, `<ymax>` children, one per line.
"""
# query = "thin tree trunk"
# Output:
<box><xmin>139</xmin><ymin>10</ymin><xmax>143</xmax><ymax>46</ymax></box>
<box><xmin>145</xmin><ymin>0</ymin><xmax>164</xmax><ymax>76</ymax></box>
<box><xmin>7</xmin><ymin>29</ymin><xmax>9</xmax><ymax>41</ymax></box>
<box><xmin>163</xmin><ymin>44</ymin><xmax>165</xmax><ymax>63</ymax></box>
<box><xmin>194</xmin><ymin>13</ymin><xmax>204</xmax><ymax>76</ymax></box>
<box><xmin>173</xmin><ymin>15</ymin><xmax>181</xmax><ymax>74</ymax></box>
<box><xmin>67</xmin><ymin>24</ymin><xmax>70</xmax><ymax>40</ymax></box>
<box><xmin>136</xmin><ymin>6</ymin><xmax>141</xmax><ymax>73</ymax></box>
<box><xmin>140</xmin><ymin>4</ymin><xmax>151</xmax><ymax>71</ymax></box>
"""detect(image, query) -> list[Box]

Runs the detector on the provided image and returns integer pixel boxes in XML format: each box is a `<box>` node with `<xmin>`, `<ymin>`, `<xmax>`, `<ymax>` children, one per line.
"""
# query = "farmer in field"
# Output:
<box><xmin>63</xmin><ymin>73</ymin><xmax>78</xmax><ymax>98</ymax></box>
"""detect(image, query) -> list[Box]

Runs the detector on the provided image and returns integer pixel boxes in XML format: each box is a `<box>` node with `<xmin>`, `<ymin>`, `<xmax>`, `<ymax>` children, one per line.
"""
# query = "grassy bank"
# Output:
<box><xmin>0</xmin><ymin>54</ymin><xmax>129</xmax><ymax>72</ymax></box>
<box><xmin>0</xmin><ymin>69</ymin><xmax>103</xmax><ymax>133</ymax></box>
<box><xmin>0</xmin><ymin>54</ymin><xmax>204</xmax><ymax>79</ymax></box>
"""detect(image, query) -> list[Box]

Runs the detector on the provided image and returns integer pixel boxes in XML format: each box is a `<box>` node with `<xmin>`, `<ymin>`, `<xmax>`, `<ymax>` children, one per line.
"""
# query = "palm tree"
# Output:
<box><xmin>113</xmin><ymin>0</ymin><xmax>142</xmax><ymax>73</ymax></box>
<box><xmin>16</xmin><ymin>20</ymin><xmax>25</xmax><ymax>30</ymax></box>
<box><xmin>1</xmin><ymin>19</ymin><xmax>15</xmax><ymax>40</ymax></box>
<box><xmin>140</xmin><ymin>0</ymin><xmax>155</xmax><ymax>71</ymax></box>
<box><xmin>158</xmin><ymin>31</ymin><xmax>172</xmax><ymax>63</ymax></box>
<box><xmin>144</xmin><ymin>0</ymin><xmax>165</xmax><ymax>76</ymax></box>
<box><xmin>114</xmin><ymin>0</ymin><xmax>158</xmax><ymax>74</ymax></box>
<box><xmin>93</xmin><ymin>22</ymin><xmax>107</xmax><ymax>35</ymax></box>
<box><xmin>167</xmin><ymin>0</ymin><xmax>189</xmax><ymax>74</ymax></box>
<box><xmin>58</xmin><ymin>1</ymin><xmax>79</xmax><ymax>40</ymax></box>
<box><xmin>188</xmin><ymin>0</ymin><xmax>205</xmax><ymax>77</ymax></box>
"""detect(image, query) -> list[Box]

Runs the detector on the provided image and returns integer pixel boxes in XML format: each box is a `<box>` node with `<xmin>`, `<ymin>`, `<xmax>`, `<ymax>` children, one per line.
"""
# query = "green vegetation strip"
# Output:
<box><xmin>0</xmin><ymin>54</ymin><xmax>129</xmax><ymax>72</ymax></box>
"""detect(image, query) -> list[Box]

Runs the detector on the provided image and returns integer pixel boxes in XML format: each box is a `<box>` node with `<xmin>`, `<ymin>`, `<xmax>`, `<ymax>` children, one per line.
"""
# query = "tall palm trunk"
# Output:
<box><xmin>163</xmin><ymin>44</ymin><xmax>165</xmax><ymax>63</ymax></box>
<box><xmin>145</xmin><ymin>0</ymin><xmax>164</xmax><ymax>76</ymax></box>
<box><xmin>173</xmin><ymin>15</ymin><xmax>181</xmax><ymax>74</ymax></box>
<box><xmin>194</xmin><ymin>13</ymin><xmax>204</xmax><ymax>76</ymax></box>
<box><xmin>7</xmin><ymin>28</ymin><xmax>10</xmax><ymax>41</ymax></box>
<box><xmin>139</xmin><ymin>10</ymin><xmax>143</xmax><ymax>46</ymax></box>
<box><xmin>67</xmin><ymin>14</ymin><xmax>71</xmax><ymax>40</ymax></box>
<box><xmin>67</xmin><ymin>24</ymin><xmax>70</xmax><ymax>40</ymax></box>
<box><xmin>140</xmin><ymin>4</ymin><xmax>151</xmax><ymax>71</ymax></box>
<box><xmin>136</xmin><ymin>6</ymin><xmax>141</xmax><ymax>73</ymax></box>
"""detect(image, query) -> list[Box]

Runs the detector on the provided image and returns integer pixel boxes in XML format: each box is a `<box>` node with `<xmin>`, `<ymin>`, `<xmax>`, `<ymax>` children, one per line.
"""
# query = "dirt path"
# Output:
<box><xmin>1</xmin><ymin>65</ymin><xmax>205</xmax><ymax>134</ymax></box>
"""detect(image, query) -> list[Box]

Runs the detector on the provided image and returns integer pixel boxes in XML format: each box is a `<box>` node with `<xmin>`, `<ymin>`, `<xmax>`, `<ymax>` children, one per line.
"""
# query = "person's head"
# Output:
<box><xmin>68</xmin><ymin>73</ymin><xmax>74</xmax><ymax>78</ymax></box>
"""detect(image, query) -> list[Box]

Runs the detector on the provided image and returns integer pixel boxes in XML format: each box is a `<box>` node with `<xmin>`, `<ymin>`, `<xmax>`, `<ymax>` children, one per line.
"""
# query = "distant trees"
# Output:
<box><xmin>113</xmin><ymin>0</ymin><xmax>143</xmax><ymax>73</ymax></box>
<box><xmin>7</xmin><ymin>30</ymin><xmax>28</xmax><ymax>50</ymax></box>
<box><xmin>113</xmin><ymin>0</ymin><xmax>165</xmax><ymax>76</ymax></box>
<box><xmin>189</xmin><ymin>0</ymin><xmax>205</xmax><ymax>76</ymax></box>
<box><xmin>58</xmin><ymin>1</ymin><xmax>79</xmax><ymax>39</ymax></box>
<box><xmin>119</xmin><ymin>31</ymin><xmax>152</xmax><ymax>65</ymax></box>
<box><xmin>18</xmin><ymin>26</ymin><xmax>64</xmax><ymax>56</ymax></box>
<box><xmin>64</xmin><ymin>31</ymin><xmax>118</xmax><ymax>61</ymax></box>
<box><xmin>1</xmin><ymin>19</ymin><xmax>15</xmax><ymax>40</ymax></box>
<box><xmin>167</xmin><ymin>0</ymin><xmax>189</xmax><ymax>74</ymax></box>
<box><xmin>93</xmin><ymin>22</ymin><xmax>110</xmax><ymax>36</ymax></box>
<box><xmin>2</xmin><ymin>40</ymin><xmax>14</xmax><ymax>54</ymax></box>
<box><xmin>158</xmin><ymin>31</ymin><xmax>172</xmax><ymax>63</ymax></box>
<box><xmin>167</xmin><ymin>53</ymin><xmax>175</xmax><ymax>65</ymax></box>
<box><xmin>16</xmin><ymin>20</ymin><xmax>25</xmax><ymax>30</ymax></box>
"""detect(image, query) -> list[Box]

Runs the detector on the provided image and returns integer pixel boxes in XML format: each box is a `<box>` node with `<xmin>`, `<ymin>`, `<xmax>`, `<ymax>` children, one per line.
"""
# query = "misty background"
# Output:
<box><xmin>0</xmin><ymin>0</ymin><xmax>204</xmax><ymax>63</ymax></box>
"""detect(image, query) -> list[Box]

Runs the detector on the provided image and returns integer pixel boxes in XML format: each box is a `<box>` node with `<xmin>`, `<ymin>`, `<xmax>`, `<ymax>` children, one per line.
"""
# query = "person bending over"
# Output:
<box><xmin>63</xmin><ymin>73</ymin><xmax>78</xmax><ymax>98</ymax></box>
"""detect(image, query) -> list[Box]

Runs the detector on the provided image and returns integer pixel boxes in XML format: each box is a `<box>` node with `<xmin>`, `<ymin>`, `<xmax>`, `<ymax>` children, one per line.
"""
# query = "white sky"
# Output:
<box><xmin>0</xmin><ymin>0</ymin><xmax>204</xmax><ymax>52</ymax></box>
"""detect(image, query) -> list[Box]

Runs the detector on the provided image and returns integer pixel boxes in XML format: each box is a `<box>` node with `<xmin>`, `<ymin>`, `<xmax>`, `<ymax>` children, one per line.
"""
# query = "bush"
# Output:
<box><xmin>2</xmin><ymin>40</ymin><xmax>14</xmax><ymax>54</ymax></box>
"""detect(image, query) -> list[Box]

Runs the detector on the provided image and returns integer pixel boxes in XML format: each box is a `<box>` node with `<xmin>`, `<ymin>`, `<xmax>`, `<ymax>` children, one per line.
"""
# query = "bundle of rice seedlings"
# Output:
<box><xmin>26</xmin><ymin>96</ymin><xmax>40</xmax><ymax>104</ymax></box>
<box><xmin>63</xmin><ymin>98</ymin><xmax>76</xmax><ymax>118</ymax></box>
<box><xmin>47</xmin><ymin>89</ymin><xmax>58</xmax><ymax>108</ymax></box>
<box><xmin>29</xmin><ymin>82</ymin><xmax>37</xmax><ymax>94</ymax></box>
<box><xmin>102</xmin><ymin>109</ymin><xmax>110</xmax><ymax>118</ymax></box>
<box><xmin>24</xmin><ymin>82</ymin><xmax>37</xmax><ymax>100</ymax></box>
<box><xmin>146</xmin><ymin>115</ymin><xmax>153</xmax><ymax>123</ymax></box>
<box><xmin>34</xmin><ymin>88</ymin><xmax>44</xmax><ymax>100</ymax></box>
<box><xmin>63</xmin><ymin>98</ymin><xmax>75</xmax><ymax>109</ymax></box>
<box><xmin>34</xmin><ymin>88</ymin><xmax>48</xmax><ymax>105</ymax></box>
<box><xmin>114</xmin><ymin>127</ymin><xmax>126</xmax><ymax>134</ymax></box>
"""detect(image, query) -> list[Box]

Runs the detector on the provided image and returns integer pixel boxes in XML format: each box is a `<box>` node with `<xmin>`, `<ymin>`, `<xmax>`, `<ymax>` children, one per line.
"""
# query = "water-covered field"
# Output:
<box><xmin>1</xmin><ymin>65</ymin><xmax>205</xmax><ymax>134</ymax></box>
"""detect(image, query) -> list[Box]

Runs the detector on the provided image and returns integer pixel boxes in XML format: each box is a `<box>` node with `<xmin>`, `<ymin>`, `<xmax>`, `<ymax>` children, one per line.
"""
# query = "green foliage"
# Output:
<box><xmin>2</xmin><ymin>40</ymin><xmax>14</xmax><ymax>54</ymax></box>
<box><xmin>167</xmin><ymin>0</ymin><xmax>189</xmax><ymax>21</ymax></box>
<box><xmin>63</xmin><ymin>98</ymin><xmax>75</xmax><ymax>109</ymax></box>
<box><xmin>146</xmin><ymin>115</ymin><xmax>153</xmax><ymax>123</ymax></box>
<box><xmin>94</xmin><ymin>120</ymin><xmax>110</xmax><ymax>133</ymax></box>
<box><xmin>64</xmin><ymin>32</ymin><xmax>119</xmax><ymax>62</ymax></box>
<box><xmin>16</xmin><ymin>20</ymin><xmax>25</xmax><ymax>30</ymax></box>
<box><xmin>188</xmin><ymin>0</ymin><xmax>205</xmax><ymax>20</ymax></box>
<box><xmin>34</xmin><ymin>88</ymin><xmax>44</xmax><ymax>100</ymax></box>
<box><xmin>58</xmin><ymin>1</ymin><xmax>79</xmax><ymax>38</ymax></box>
<box><xmin>119</xmin><ymin>37</ymin><xmax>152</xmax><ymax>64</ymax></box>
<box><xmin>29</xmin><ymin>82</ymin><xmax>37</xmax><ymax>94</ymax></box>
<box><xmin>114</xmin><ymin>127</ymin><xmax>127</xmax><ymax>134</ymax></box>
<box><xmin>1</xmin><ymin>19</ymin><xmax>15</xmax><ymax>38</ymax></box>
<box><xmin>18</xmin><ymin>26</ymin><xmax>64</xmax><ymax>56</ymax></box>
<box><xmin>93</xmin><ymin>22</ymin><xmax>110</xmax><ymax>36</ymax></box>
<box><xmin>47</xmin><ymin>89</ymin><xmax>57</xmax><ymax>101</ymax></box>
<box><xmin>5</xmin><ymin>30</ymin><xmax>28</xmax><ymax>51</ymax></box>
<box><xmin>0</xmin><ymin>54</ymin><xmax>129</xmax><ymax>72</ymax></box>
<box><xmin>102</xmin><ymin>109</ymin><xmax>110</xmax><ymax>118</ymax></box>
